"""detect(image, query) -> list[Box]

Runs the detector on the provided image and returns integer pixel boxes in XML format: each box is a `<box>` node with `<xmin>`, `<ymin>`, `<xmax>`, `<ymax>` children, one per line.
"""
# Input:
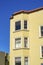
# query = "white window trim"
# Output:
<box><xmin>40</xmin><ymin>46</ymin><xmax>42</xmax><ymax>58</ymax></box>
<box><xmin>28</xmin><ymin>38</ymin><xmax>30</xmax><ymax>48</ymax></box>
<box><xmin>39</xmin><ymin>26</ymin><xmax>41</xmax><ymax>37</ymax></box>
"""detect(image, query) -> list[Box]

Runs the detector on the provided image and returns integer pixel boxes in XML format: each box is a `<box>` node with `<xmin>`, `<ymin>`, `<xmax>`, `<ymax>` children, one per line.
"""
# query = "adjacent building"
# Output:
<box><xmin>0</xmin><ymin>52</ymin><xmax>9</xmax><ymax>65</ymax></box>
<box><xmin>10</xmin><ymin>7</ymin><xmax>43</xmax><ymax>65</ymax></box>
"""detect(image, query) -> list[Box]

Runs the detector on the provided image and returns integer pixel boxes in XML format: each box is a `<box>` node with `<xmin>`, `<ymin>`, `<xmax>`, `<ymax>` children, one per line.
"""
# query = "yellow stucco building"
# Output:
<box><xmin>10</xmin><ymin>7</ymin><xmax>43</xmax><ymax>65</ymax></box>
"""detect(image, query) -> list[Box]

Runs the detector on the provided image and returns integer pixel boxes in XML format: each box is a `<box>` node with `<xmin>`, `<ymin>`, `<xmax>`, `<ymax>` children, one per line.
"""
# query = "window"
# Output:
<box><xmin>40</xmin><ymin>46</ymin><xmax>43</xmax><ymax>58</ymax></box>
<box><xmin>41</xmin><ymin>63</ymin><xmax>43</xmax><ymax>65</ymax></box>
<box><xmin>24</xmin><ymin>20</ymin><xmax>27</xmax><ymax>29</ymax></box>
<box><xmin>24</xmin><ymin>57</ymin><xmax>28</xmax><ymax>65</ymax></box>
<box><xmin>15</xmin><ymin>38</ymin><xmax>21</xmax><ymax>48</ymax></box>
<box><xmin>24</xmin><ymin>38</ymin><xmax>28</xmax><ymax>48</ymax></box>
<box><xmin>15</xmin><ymin>57</ymin><xmax>21</xmax><ymax>65</ymax></box>
<box><xmin>41</xmin><ymin>46</ymin><xmax>43</xmax><ymax>57</ymax></box>
<box><xmin>15</xmin><ymin>21</ymin><xmax>21</xmax><ymax>30</ymax></box>
<box><xmin>39</xmin><ymin>26</ymin><xmax>43</xmax><ymax>37</ymax></box>
<box><xmin>41</xmin><ymin>26</ymin><xmax>43</xmax><ymax>36</ymax></box>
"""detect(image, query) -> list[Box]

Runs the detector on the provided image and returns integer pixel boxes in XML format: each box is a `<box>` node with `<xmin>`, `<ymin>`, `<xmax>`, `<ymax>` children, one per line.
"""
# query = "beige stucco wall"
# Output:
<box><xmin>29</xmin><ymin>10</ymin><xmax>43</xmax><ymax>65</ymax></box>
<box><xmin>10</xmin><ymin>10</ymin><xmax>43</xmax><ymax>65</ymax></box>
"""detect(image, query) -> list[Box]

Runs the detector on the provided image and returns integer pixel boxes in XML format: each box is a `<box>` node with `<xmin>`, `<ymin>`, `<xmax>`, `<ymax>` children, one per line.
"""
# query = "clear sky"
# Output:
<box><xmin>0</xmin><ymin>0</ymin><xmax>43</xmax><ymax>53</ymax></box>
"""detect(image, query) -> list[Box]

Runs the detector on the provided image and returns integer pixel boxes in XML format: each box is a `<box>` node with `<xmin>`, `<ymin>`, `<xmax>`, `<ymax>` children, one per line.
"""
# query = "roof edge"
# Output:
<box><xmin>10</xmin><ymin>7</ymin><xmax>43</xmax><ymax>19</ymax></box>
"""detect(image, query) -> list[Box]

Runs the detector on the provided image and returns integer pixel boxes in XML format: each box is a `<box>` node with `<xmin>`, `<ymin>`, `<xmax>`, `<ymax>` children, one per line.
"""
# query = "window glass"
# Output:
<box><xmin>15</xmin><ymin>57</ymin><xmax>21</xmax><ymax>65</ymax></box>
<box><xmin>41</xmin><ymin>26</ymin><xmax>43</xmax><ymax>36</ymax></box>
<box><xmin>15</xmin><ymin>21</ymin><xmax>21</xmax><ymax>30</ymax></box>
<box><xmin>24</xmin><ymin>57</ymin><xmax>28</xmax><ymax>65</ymax></box>
<box><xmin>24</xmin><ymin>20</ymin><xmax>27</xmax><ymax>29</ymax></box>
<box><xmin>41</xmin><ymin>63</ymin><xmax>43</xmax><ymax>65</ymax></box>
<box><xmin>41</xmin><ymin>46</ymin><xmax>43</xmax><ymax>57</ymax></box>
<box><xmin>24</xmin><ymin>38</ymin><xmax>28</xmax><ymax>48</ymax></box>
<box><xmin>15</xmin><ymin>38</ymin><xmax>21</xmax><ymax>48</ymax></box>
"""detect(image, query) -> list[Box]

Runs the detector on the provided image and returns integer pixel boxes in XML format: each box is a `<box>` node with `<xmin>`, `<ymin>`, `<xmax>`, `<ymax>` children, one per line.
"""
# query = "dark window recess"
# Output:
<box><xmin>15</xmin><ymin>62</ymin><xmax>21</xmax><ymax>65</ymax></box>
<box><xmin>24</xmin><ymin>57</ymin><xmax>28</xmax><ymax>65</ymax></box>
<box><xmin>42</xmin><ymin>46</ymin><xmax>43</xmax><ymax>57</ymax></box>
<box><xmin>24</xmin><ymin>20</ymin><xmax>27</xmax><ymax>29</ymax></box>
<box><xmin>15</xmin><ymin>21</ymin><xmax>21</xmax><ymax>30</ymax></box>
<box><xmin>15</xmin><ymin>57</ymin><xmax>21</xmax><ymax>65</ymax></box>
<box><xmin>41</xmin><ymin>26</ymin><xmax>43</xmax><ymax>36</ymax></box>
<box><xmin>24</xmin><ymin>38</ymin><xmax>27</xmax><ymax>48</ymax></box>
<box><xmin>41</xmin><ymin>63</ymin><xmax>43</xmax><ymax>65</ymax></box>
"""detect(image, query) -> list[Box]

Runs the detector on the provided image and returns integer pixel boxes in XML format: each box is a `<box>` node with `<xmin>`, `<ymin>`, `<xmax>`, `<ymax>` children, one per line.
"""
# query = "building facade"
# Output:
<box><xmin>10</xmin><ymin>7</ymin><xmax>43</xmax><ymax>65</ymax></box>
<box><xmin>0</xmin><ymin>52</ymin><xmax>9</xmax><ymax>65</ymax></box>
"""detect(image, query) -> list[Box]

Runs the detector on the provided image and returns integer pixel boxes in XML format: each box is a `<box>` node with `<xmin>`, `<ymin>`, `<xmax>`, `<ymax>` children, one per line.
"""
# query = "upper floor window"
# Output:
<box><xmin>41</xmin><ymin>26</ymin><xmax>43</xmax><ymax>36</ymax></box>
<box><xmin>41</xmin><ymin>63</ymin><xmax>43</xmax><ymax>65</ymax></box>
<box><xmin>24</xmin><ymin>20</ymin><xmax>27</xmax><ymax>29</ymax></box>
<box><xmin>15</xmin><ymin>21</ymin><xmax>21</xmax><ymax>30</ymax></box>
<box><xmin>40</xmin><ymin>46</ymin><xmax>43</xmax><ymax>58</ymax></box>
<box><xmin>39</xmin><ymin>26</ymin><xmax>43</xmax><ymax>37</ymax></box>
<box><xmin>24</xmin><ymin>38</ymin><xmax>28</xmax><ymax>48</ymax></box>
<box><xmin>24</xmin><ymin>57</ymin><xmax>28</xmax><ymax>65</ymax></box>
<box><xmin>15</xmin><ymin>57</ymin><xmax>21</xmax><ymax>65</ymax></box>
<box><xmin>15</xmin><ymin>38</ymin><xmax>21</xmax><ymax>49</ymax></box>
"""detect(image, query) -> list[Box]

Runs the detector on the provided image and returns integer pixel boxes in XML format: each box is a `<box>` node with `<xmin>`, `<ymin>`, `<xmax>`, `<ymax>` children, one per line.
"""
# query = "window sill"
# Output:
<box><xmin>13</xmin><ymin>29</ymin><xmax>29</xmax><ymax>33</ymax></box>
<box><xmin>40</xmin><ymin>57</ymin><xmax>43</xmax><ymax>59</ymax></box>
<box><xmin>13</xmin><ymin>48</ymin><xmax>29</xmax><ymax>50</ymax></box>
<box><xmin>39</xmin><ymin>36</ymin><xmax>43</xmax><ymax>38</ymax></box>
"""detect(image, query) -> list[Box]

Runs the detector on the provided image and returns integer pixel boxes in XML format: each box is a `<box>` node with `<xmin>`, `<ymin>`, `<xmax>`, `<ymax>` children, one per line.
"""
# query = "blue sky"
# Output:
<box><xmin>0</xmin><ymin>0</ymin><xmax>43</xmax><ymax>53</ymax></box>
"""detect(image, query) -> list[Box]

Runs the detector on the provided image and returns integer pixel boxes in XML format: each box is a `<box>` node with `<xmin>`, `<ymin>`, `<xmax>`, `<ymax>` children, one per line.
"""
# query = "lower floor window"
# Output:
<box><xmin>15</xmin><ymin>57</ymin><xmax>21</xmax><ymax>65</ymax></box>
<box><xmin>40</xmin><ymin>46</ymin><xmax>43</xmax><ymax>58</ymax></box>
<box><xmin>24</xmin><ymin>57</ymin><xmax>28</xmax><ymax>65</ymax></box>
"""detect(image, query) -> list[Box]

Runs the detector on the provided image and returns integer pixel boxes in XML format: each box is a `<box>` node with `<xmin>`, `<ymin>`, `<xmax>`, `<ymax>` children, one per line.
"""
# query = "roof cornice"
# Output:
<box><xmin>10</xmin><ymin>7</ymin><xmax>43</xmax><ymax>19</ymax></box>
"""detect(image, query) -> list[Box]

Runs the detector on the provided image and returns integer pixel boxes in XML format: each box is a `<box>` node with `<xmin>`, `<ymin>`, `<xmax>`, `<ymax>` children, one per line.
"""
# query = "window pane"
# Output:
<box><xmin>41</xmin><ymin>63</ymin><xmax>43</xmax><ymax>65</ymax></box>
<box><xmin>24</xmin><ymin>57</ymin><xmax>28</xmax><ymax>65</ymax></box>
<box><xmin>41</xmin><ymin>26</ymin><xmax>43</xmax><ymax>36</ymax></box>
<box><xmin>41</xmin><ymin>46</ymin><xmax>43</xmax><ymax>57</ymax></box>
<box><xmin>15</xmin><ymin>57</ymin><xmax>21</xmax><ymax>65</ymax></box>
<box><xmin>24</xmin><ymin>20</ymin><xmax>27</xmax><ymax>29</ymax></box>
<box><xmin>15</xmin><ymin>38</ymin><xmax>21</xmax><ymax>48</ymax></box>
<box><xmin>24</xmin><ymin>38</ymin><xmax>28</xmax><ymax>48</ymax></box>
<box><xmin>15</xmin><ymin>21</ymin><xmax>21</xmax><ymax>30</ymax></box>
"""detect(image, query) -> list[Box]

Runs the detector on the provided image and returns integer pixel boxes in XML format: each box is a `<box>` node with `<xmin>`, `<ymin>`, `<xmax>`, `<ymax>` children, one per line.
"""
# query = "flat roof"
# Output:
<box><xmin>10</xmin><ymin>7</ymin><xmax>43</xmax><ymax>19</ymax></box>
